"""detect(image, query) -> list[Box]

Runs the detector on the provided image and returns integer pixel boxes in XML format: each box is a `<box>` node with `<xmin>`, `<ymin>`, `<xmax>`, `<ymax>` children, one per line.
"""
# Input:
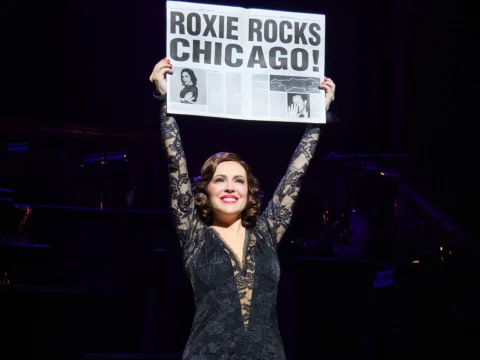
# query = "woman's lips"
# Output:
<box><xmin>220</xmin><ymin>195</ymin><xmax>238</xmax><ymax>203</ymax></box>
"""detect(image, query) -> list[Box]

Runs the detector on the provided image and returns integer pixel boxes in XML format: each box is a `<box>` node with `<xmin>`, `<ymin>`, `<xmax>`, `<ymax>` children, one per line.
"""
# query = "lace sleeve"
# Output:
<box><xmin>259</xmin><ymin>123</ymin><xmax>320</xmax><ymax>244</ymax></box>
<box><xmin>159</xmin><ymin>100</ymin><xmax>201</xmax><ymax>248</ymax></box>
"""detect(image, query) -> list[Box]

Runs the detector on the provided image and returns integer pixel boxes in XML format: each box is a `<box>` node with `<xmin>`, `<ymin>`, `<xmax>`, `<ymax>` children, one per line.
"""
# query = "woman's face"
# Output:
<box><xmin>292</xmin><ymin>94</ymin><xmax>306</xmax><ymax>113</ymax></box>
<box><xmin>207</xmin><ymin>161</ymin><xmax>248</xmax><ymax>220</ymax></box>
<box><xmin>181</xmin><ymin>71</ymin><xmax>192</xmax><ymax>86</ymax></box>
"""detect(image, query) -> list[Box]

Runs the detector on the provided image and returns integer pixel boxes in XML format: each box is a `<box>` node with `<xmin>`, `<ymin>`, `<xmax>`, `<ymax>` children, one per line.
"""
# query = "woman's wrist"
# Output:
<box><xmin>153</xmin><ymin>91</ymin><xmax>167</xmax><ymax>102</ymax></box>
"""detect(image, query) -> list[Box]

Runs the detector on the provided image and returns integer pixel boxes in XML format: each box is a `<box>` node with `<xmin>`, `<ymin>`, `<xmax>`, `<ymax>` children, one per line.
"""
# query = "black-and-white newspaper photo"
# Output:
<box><xmin>166</xmin><ymin>1</ymin><xmax>326</xmax><ymax>123</ymax></box>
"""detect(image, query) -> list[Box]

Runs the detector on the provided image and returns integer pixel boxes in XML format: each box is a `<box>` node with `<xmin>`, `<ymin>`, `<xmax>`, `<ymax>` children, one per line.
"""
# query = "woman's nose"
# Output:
<box><xmin>224</xmin><ymin>183</ymin><xmax>235</xmax><ymax>192</ymax></box>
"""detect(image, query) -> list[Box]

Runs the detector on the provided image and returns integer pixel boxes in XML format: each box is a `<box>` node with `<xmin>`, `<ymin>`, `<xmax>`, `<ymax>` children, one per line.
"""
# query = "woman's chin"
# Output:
<box><xmin>213</xmin><ymin>209</ymin><xmax>244</xmax><ymax>221</ymax></box>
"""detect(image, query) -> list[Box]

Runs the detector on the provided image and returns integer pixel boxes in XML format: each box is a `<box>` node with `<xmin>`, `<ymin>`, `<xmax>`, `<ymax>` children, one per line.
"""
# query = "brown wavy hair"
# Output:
<box><xmin>193</xmin><ymin>152</ymin><xmax>262</xmax><ymax>228</ymax></box>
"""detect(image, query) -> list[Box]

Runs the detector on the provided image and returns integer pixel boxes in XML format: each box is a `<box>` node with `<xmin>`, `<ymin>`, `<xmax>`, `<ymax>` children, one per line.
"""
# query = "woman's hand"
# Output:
<box><xmin>288</xmin><ymin>103</ymin><xmax>301</xmax><ymax>117</ymax></box>
<box><xmin>149</xmin><ymin>58</ymin><xmax>173</xmax><ymax>95</ymax></box>
<box><xmin>182</xmin><ymin>92</ymin><xmax>196</xmax><ymax>103</ymax></box>
<box><xmin>318</xmin><ymin>77</ymin><xmax>336</xmax><ymax>111</ymax></box>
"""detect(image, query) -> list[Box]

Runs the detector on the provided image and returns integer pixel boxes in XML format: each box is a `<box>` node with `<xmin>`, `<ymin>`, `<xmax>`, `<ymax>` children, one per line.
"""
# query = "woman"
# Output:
<box><xmin>149</xmin><ymin>58</ymin><xmax>336</xmax><ymax>360</ymax></box>
<box><xmin>180</xmin><ymin>68</ymin><xmax>198</xmax><ymax>104</ymax></box>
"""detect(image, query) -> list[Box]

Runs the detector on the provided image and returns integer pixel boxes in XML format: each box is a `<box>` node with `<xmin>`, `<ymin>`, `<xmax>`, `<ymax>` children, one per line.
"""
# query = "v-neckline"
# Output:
<box><xmin>210</xmin><ymin>227</ymin><xmax>249</xmax><ymax>271</ymax></box>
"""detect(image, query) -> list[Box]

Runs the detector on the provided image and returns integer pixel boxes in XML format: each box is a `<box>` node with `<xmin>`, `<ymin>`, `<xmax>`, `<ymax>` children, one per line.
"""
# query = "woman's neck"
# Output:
<box><xmin>211</xmin><ymin>216</ymin><xmax>243</xmax><ymax>233</ymax></box>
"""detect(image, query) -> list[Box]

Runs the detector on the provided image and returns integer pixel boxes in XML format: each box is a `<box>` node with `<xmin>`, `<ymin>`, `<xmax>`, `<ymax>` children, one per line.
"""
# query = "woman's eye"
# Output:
<box><xmin>213</xmin><ymin>178</ymin><xmax>224</xmax><ymax>183</ymax></box>
<box><xmin>236</xmin><ymin>179</ymin><xmax>245</xmax><ymax>184</ymax></box>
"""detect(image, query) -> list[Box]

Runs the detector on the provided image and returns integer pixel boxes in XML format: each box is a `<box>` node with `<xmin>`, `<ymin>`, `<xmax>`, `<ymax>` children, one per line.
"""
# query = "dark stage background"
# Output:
<box><xmin>0</xmin><ymin>0</ymin><xmax>476</xmax><ymax>359</ymax></box>
<box><xmin>1</xmin><ymin>0</ymin><xmax>475</xmax><ymax>235</ymax></box>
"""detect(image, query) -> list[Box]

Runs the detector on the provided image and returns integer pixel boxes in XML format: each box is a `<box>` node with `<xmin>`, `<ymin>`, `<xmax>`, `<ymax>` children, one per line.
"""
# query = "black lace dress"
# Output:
<box><xmin>159</xmin><ymin>100</ymin><xmax>320</xmax><ymax>360</ymax></box>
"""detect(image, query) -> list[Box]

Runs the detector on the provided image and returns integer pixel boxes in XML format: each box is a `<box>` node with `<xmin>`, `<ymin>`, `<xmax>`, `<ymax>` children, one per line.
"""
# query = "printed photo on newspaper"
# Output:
<box><xmin>166</xmin><ymin>1</ymin><xmax>326</xmax><ymax>123</ymax></box>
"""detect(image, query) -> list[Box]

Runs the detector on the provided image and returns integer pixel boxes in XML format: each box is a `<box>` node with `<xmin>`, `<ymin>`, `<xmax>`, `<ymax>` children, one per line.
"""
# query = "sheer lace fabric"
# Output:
<box><xmin>160</xmin><ymin>102</ymin><xmax>320</xmax><ymax>359</ymax></box>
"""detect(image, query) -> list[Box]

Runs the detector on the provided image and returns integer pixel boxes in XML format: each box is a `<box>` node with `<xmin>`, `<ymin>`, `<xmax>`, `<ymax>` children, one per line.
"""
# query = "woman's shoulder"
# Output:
<box><xmin>251</xmin><ymin>220</ymin><xmax>271</xmax><ymax>239</ymax></box>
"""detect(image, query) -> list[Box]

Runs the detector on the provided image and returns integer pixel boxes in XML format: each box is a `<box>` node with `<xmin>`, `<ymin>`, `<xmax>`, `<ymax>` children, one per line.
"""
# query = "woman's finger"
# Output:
<box><xmin>150</xmin><ymin>62</ymin><xmax>173</xmax><ymax>82</ymax></box>
<box><xmin>318</xmin><ymin>78</ymin><xmax>335</xmax><ymax>93</ymax></box>
<box><xmin>323</xmin><ymin>78</ymin><xmax>335</xmax><ymax>91</ymax></box>
<box><xmin>159</xmin><ymin>67</ymin><xmax>173</xmax><ymax>79</ymax></box>
<box><xmin>149</xmin><ymin>58</ymin><xmax>172</xmax><ymax>80</ymax></box>
<box><xmin>318</xmin><ymin>83</ymin><xmax>332</xmax><ymax>92</ymax></box>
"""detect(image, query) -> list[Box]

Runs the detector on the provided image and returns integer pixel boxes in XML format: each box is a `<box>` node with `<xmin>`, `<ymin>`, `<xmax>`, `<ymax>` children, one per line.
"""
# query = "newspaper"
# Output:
<box><xmin>166</xmin><ymin>1</ymin><xmax>326</xmax><ymax>123</ymax></box>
